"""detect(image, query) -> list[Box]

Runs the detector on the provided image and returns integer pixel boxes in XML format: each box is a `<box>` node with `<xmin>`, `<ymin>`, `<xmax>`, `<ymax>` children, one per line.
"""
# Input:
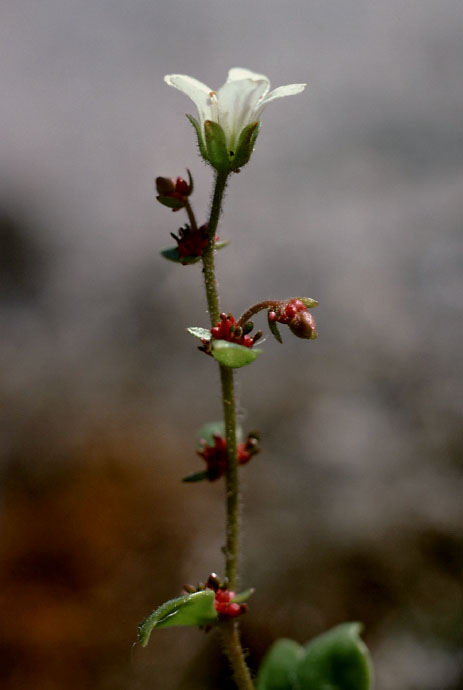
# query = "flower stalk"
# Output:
<box><xmin>201</xmin><ymin>172</ymin><xmax>254</xmax><ymax>689</ymax></box>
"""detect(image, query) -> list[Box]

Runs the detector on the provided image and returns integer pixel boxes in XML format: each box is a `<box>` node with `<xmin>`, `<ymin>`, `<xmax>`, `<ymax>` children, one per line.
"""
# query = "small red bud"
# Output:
<box><xmin>288</xmin><ymin>310</ymin><xmax>317</xmax><ymax>339</ymax></box>
<box><xmin>155</xmin><ymin>176</ymin><xmax>176</xmax><ymax>195</ymax></box>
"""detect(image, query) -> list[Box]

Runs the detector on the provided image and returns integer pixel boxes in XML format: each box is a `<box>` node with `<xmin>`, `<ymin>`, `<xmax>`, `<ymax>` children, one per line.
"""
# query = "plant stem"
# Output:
<box><xmin>221</xmin><ymin>620</ymin><xmax>255</xmax><ymax>690</ymax></box>
<box><xmin>202</xmin><ymin>171</ymin><xmax>228</xmax><ymax>324</ymax></box>
<box><xmin>237</xmin><ymin>300</ymin><xmax>282</xmax><ymax>327</ymax></box>
<box><xmin>201</xmin><ymin>171</ymin><xmax>255</xmax><ymax>690</ymax></box>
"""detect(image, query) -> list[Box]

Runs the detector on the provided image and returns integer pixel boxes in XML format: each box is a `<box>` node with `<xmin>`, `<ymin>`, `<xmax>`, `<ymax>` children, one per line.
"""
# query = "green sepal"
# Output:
<box><xmin>204</xmin><ymin>120</ymin><xmax>231</xmax><ymax>172</ymax></box>
<box><xmin>257</xmin><ymin>639</ymin><xmax>303</xmax><ymax>690</ymax></box>
<box><xmin>231</xmin><ymin>587</ymin><xmax>255</xmax><ymax>604</ymax></box>
<box><xmin>187</xmin><ymin>326</ymin><xmax>212</xmax><ymax>340</ymax></box>
<box><xmin>186</xmin><ymin>114</ymin><xmax>208</xmax><ymax>161</ymax></box>
<box><xmin>137</xmin><ymin>590</ymin><xmax>217</xmax><ymax>647</ymax></box>
<box><xmin>268</xmin><ymin>317</ymin><xmax>283</xmax><ymax>344</ymax></box>
<box><xmin>160</xmin><ymin>247</ymin><xmax>200</xmax><ymax>264</ymax></box>
<box><xmin>232</xmin><ymin>122</ymin><xmax>260</xmax><ymax>169</ymax></box>
<box><xmin>211</xmin><ymin>340</ymin><xmax>262</xmax><ymax>368</ymax></box>
<box><xmin>182</xmin><ymin>470</ymin><xmax>210</xmax><ymax>483</ymax></box>
<box><xmin>257</xmin><ymin>622</ymin><xmax>373</xmax><ymax>690</ymax></box>
<box><xmin>299</xmin><ymin>297</ymin><xmax>319</xmax><ymax>309</ymax></box>
<box><xmin>196</xmin><ymin>421</ymin><xmax>244</xmax><ymax>445</ymax></box>
<box><xmin>156</xmin><ymin>195</ymin><xmax>185</xmax><ymax>209</ymax></box>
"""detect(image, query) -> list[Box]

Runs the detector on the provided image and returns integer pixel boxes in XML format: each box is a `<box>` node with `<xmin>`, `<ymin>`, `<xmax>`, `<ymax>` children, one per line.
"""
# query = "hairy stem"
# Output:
<box><xmin>221</xmin><ymin>620</ymin><xmax>255</xmax><ymax>690</ymax></box>
<box><xmin>184</xmin><ymin>199</ymin><xmax>199</xmax><ymax>233</ymax></box>
<box><xmin>201</xmin><ymin>171</ymin><xmax>228</xmax><ymax>324</ymax></box>
<box><xmin>201</xmin><ymin>171</ymin><xmax>255</xmax><ymax>690</ymax></box>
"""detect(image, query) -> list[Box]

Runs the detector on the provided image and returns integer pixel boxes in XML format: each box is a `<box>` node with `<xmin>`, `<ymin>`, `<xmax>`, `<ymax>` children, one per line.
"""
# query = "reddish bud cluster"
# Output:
<box><xmin>156</xmin><ymin>174</ymin><xmax>193</xmax><ymax>210</ymax></box>
<box><xmin>198</xmin><ymin>433</ymin><xmax>260</xmax><ymax>481</ymax></box>
<box><xmin>204</xmin><ymin>573</ymin><xmax>247</xmax><ymax>618</ymax></box>
<box><xmin>211</xmin><ymin>313</ymin><xmax>261</xmax><ymax>348</ymax></box>
<box><xmin>213</xmin><ymin>589</ymin><xmax>246</xmax><ymax>618</ymax></box>
<box><xmin>269</xmin><ymin>299</ymin><xmax>317</xmax><ymax>340</ymax></box>
<box><xmin>171</xmin><ymin>224</ymin><xmax>210</xmax><ymax>262</ymax></box>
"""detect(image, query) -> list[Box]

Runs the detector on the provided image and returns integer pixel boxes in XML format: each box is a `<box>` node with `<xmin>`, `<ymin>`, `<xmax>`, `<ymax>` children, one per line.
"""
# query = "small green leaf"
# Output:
<box><xmin>196</xmin><ymin>421</ymin><xmax>244</xmax><ymax>445</ymax></box>
<box><xmin>299</xmin><ymin>297</ymin><xmax>319</xmax><ymax>309</ymax></box>
<box><xmin>160</xmin><ymin>247</ymin><xmax>201</xmax><ymax>264</ymax></box>
<box><xmin>186</xmin><ymin>114</ymin><xmax>208</xmax><ymax>161</ymax></box>
<box><xmin>268</xmin><ymin>318</ymin><xmax>283</xmax><ymax>344</ymax></box>
<box><xmin>296</xmin><ymin>622</ymin><xmax>373</xmax><ymax>690</ymax></box>
<box><xmin>137</xmin><ymin>590</ymin><xmax>217</xmax><ymax>647</ymax></box>
<box><xmin>161</xmin><ymin>241</ymin><xmax>228</xmax><ymax>265</ymax></box>
<box><xmin>212</xmin><ymin>340</ymin><xmax>262</xmax><ymax>368</ymax></box>
<box><xmin>182</xmin><ymin>470</ymin><xmax>210</xmax><ymax>483</ymax></box>
<box><xmin>257</xmin><ymin>639</ymin><xmax>303</xmax><ymax>690</ymax></box>
<box><xmin>187</xmin><ymin>326</ymin><xmax>212</xmax><ymax>340</ymax></box>
<box><xmin>156</xmin><ymin>196</ymin><xmax>185</xmax><ymax>209</ymax></box>
<box><xmin>232</xmin><ymin>587</ymin><xmax>255</xmax><ymax>604</ymax></box>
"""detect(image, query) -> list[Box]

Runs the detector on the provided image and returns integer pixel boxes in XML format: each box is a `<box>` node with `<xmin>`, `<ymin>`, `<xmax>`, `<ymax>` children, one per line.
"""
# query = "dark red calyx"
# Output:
<box><xmin>171</xmin><ymin>223</ymin><xmax>209</xmax><ymax>262</ymax></box>
<box><xmin>211</xmin><ymin>313</ymin><xmax>257</xmax><ymax>348</ymax></box>
<box><xmin>197</xmin><ymin>432</ymin><xmax>260</xmax><ymax>481</ymax></box>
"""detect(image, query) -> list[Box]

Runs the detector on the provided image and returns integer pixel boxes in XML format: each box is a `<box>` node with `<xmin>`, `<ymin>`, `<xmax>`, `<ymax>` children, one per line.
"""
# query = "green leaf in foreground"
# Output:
<box><xmin>211</xmin><ymin>340</ymin><xmax>262</xmax><ymax>368</ymax></box>
<box><xmin>297</xmin><ymin>622</ymin><xmax>373</xmax><ymax>690</ymax></box>
<box><xmin>257</xmin><ymin>622</ymin><xmax>373</xmax><ymax>690</ymax></box>
<box><xmin>137</xmin><ymin>590</ymin><xmax>217</xmax><ymax>647</ymax></box>
<box><xmin>256</xmin><ymin>639</ymin><xmax>302</xmax><ymax>690</ymax></box>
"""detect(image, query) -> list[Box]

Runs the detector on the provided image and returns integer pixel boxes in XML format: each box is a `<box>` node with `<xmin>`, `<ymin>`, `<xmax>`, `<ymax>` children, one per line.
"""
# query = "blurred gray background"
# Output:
<box><xmin>1</xmin><ymin>1</ymin><xmax>462</xmax><ymax>689</ymax></box>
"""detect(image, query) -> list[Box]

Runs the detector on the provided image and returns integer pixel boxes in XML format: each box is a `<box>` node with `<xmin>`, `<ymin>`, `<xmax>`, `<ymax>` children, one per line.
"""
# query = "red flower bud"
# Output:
<box><xmin>155</xmin><ymin>170</ymin><xmax>193</xmax><ymax>210</ymax></box>
<box><xmin>288</xmin><ymin>310</ymin><xmax>317</xmax><ymax>339</ymax></box>
<box><xmin>211</xmin><ymin>313</ymin><xmax>256</xmax><ymax>348</ymax></box>
<box><xmin>155</xmin><ymin>176</ymin><xmax>177</xmax><ymax>195</ymax></box>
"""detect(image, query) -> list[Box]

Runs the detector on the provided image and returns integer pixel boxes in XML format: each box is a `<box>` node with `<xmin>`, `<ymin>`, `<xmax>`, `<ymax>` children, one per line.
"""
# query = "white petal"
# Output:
<box><xmin>255</xmin><ymin>83</ymin><xmax>307</xmax><ymax>118</ymax></box>
<box><xmin>217</xmin><ymin>78</ymin><xmax>268</xmax><ymax>150</ymax></box>
<box><xmin>227</xmin><ymin>67</ymin><xmax>270</xmax><ymax>85</ymax></box>
<box><xmin>164</xmin><ymin>74</ymin><xmax>214</xmax><ymax>128</ymax></box>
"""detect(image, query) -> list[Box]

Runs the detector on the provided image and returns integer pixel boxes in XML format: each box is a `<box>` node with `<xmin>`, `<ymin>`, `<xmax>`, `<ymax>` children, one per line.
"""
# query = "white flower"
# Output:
<box><xmin>164</xmin><ymin>68</ymin><xmax>306</xmax><ymax>171</ymax></box>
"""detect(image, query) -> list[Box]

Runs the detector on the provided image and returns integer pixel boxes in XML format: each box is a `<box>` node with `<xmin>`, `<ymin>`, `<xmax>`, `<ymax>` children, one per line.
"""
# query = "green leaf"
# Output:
<box><xmin>186</xmin><ymin>114</ymin><xmax>208</xmax><ymax>161</ymax></box>
<box><xmin>156</xmin><ymin>195</ymin><xmax>185</xmax><ymax>209</ymax></box>
<box><xmin>299</xmin><ymin>297</ymin><xmax>319</xmax><ymax>309</ymax></box>
<box><xmin>257</xmin><ymin>639</ymin><xmax>303</xmax><ymax>690</ymax></box>
<box><xmin>187</xmin><ymin>326</ymin><xmax>212</xmax><ymax>340</ymax></box>
<box><xmin>196</xmin><ymin>421</ymin><xmax>244</xmax><ymax>445</ymax></box>
<box><xmin>257</xmin><ymin>624</ymin><xmax>373</xmax><ymax>690</ymax></box>
<box><xmin>182</xmin><ymin>470</ymin><xmax>210</xmax><ymax>483</ymax></box>
<box><xmin>161</xmin><ymin>241</ymin><xmax>228</xmax><ymax>265</ymax></box>
<box><xmin>160</xmin><ymin>247</ymin><xmax>201</xmax><ymax>264</ymax></box>
<box><xmin>211</xmin><ymin>340</ymin><xmax>262</xmax><ymax>368</ymax></box>
<box><xmin>268</xmin><ymin>317</ymin><xmax>283</xmax><ymax>344</ymax></box>
<box><xmin>231</xmin><ymin>587</ymin><xmax>255</xmax><ymax>604</ymax></box>
<box><xmin>137</xmin><ymin>590</ymin><xmax>217</xmax><ymax>647</ymax></box>
<box><xmin>296</xmin><ymin>623</ymin><xmax>373</xmax><ymax>690</ymax></box>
